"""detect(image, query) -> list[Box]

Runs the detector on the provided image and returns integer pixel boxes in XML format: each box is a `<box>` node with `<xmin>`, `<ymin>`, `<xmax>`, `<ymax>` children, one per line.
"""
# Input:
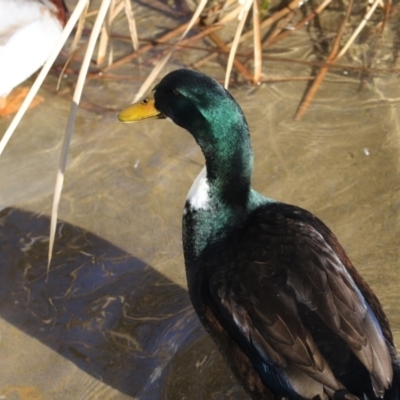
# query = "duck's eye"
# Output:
<box><xmin>172</xmin><ymin>89</ymin><xmax>181</xmax><ymax>96</ymax></box>
<box><xmin>141</xmin><ymin>98</ymin><xmax>149</xmax><ymax>104</ymax></box>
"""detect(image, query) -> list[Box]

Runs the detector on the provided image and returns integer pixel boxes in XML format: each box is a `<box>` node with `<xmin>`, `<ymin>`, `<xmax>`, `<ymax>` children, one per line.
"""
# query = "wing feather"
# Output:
<box><xmin>209</xmin><ymin>205</ymin><xmax>393</xmax><ymax>396</ymax></box>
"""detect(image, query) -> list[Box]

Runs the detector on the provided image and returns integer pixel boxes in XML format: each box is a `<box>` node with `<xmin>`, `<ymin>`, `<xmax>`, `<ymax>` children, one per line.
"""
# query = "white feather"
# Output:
<box><xmin>187</xmin><ymin>166</ymin><xmax>210</xmax><ymax>210</ymax></box>
<box><xmin>0</xmin><ymin>0</ymin><xmax>64</xmax><ymax>97</ymax></box>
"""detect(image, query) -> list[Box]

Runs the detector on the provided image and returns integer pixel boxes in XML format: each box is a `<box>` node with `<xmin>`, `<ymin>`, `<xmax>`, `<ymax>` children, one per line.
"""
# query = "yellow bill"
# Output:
<box><xmin>117</xmin><ymin>97</ymin><xmax>163</xmax><ymax>123</ymax></box>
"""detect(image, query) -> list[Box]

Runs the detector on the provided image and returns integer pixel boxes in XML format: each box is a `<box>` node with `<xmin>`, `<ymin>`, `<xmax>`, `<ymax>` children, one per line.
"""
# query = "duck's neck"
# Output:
<box><xmin>195</xmin><ymin>111</ymin><xmax>254</xmax><ymax>209</ymax></box>
<box><xmin>183</xmin><ymin>95</ymin><xmax>269</xmax><ymax>260</ymax></box>
<box><xmin>184</xmin><ymin>116</ymin><xmax>260</xmax><ymax>261</ymax></box>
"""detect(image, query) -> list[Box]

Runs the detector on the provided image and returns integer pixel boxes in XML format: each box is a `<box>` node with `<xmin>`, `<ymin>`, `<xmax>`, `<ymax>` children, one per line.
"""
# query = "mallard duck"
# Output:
<box><xmin>0</xmin><ymin>0</ymin><xmax>68</xmax><ymax>116</ymax></box>
<box><xmin>117</xmin><ymin>69</ymin><xmax>400</xmax><ymax>399</ymax></box>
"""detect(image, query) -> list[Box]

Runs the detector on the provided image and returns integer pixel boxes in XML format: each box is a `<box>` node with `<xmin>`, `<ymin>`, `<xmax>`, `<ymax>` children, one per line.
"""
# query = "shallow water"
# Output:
<box><xmin>0</xmin><ymin>0</ymin><xmax>399</xmax><ymax>398</ymax></box>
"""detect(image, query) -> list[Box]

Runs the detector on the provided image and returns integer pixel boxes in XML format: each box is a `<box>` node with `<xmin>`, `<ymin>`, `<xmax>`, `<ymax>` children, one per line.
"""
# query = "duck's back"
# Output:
<box><xmin>183</xmin><ymin>201</ymin><xmax>400</xmax><ymax>399</ymax></box>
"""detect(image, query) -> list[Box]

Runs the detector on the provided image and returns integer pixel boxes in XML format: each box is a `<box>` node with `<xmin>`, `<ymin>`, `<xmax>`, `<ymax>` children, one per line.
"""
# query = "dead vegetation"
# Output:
<box><xmin>1</xmin><ymin>0</ymin><xmax>398</xmax><ymax>266</ymax></box>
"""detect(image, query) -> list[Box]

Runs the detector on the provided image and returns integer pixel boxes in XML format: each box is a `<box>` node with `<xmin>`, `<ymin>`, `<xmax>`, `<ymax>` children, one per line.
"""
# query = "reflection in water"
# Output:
<box><xmin>0</xmin><ymin>208</ymin><xmax>247</xmax><ymax>399</ymax></box>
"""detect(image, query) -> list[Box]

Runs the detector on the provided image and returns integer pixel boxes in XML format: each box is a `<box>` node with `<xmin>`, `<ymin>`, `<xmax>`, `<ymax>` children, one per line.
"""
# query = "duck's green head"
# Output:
<box><xmin>118</xmin><ymin>69</ymin><xmax>254</xmax><ymax>204</ymax></box>
<box><xmin>117</xmin><ymin>69</ymin><xmax>251</xmax><ymax>158</ymax></box>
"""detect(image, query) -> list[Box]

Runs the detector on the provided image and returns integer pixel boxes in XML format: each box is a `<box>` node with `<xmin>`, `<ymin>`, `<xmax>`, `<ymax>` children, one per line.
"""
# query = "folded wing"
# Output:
<box><xmin>209</xmin><ymin>205</ymin><xmax>392</xmax><ymax>397</ymax></box>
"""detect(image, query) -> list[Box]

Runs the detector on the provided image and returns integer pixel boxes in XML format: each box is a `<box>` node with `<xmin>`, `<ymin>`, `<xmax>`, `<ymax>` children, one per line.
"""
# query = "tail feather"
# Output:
<box><xmin>384</xmin><ymin>353</ymin><xmax>400</xmax><ymax>400</ymax></box>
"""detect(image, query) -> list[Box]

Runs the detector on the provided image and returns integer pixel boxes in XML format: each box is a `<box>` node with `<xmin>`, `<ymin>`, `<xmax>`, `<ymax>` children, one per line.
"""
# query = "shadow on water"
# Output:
<box><xmin>0</xmin><ymin>207</ymin><xmax>248</xmax><ymax>399</ymax></box>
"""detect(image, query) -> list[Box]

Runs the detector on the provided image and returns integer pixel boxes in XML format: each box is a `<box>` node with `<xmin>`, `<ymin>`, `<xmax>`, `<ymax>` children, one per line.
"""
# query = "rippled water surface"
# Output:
<box><xmin>0</xmin><ymin>0</ymin><xmax>399</xmax><ymax>398</ymax></box>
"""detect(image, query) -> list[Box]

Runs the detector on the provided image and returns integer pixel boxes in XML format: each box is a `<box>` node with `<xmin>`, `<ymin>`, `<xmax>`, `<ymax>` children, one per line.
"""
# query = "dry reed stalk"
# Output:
<box><xmin>57</xmin><ymin>1</ymin><xmax>90</xmax><ymax>90</ymax></box>
<box><xmin>336</xmin><ymin>0</ymin><xmax>381</xmax><ymax>59</ymax></box>
<box><xmin>103</xmin><ymin>21</ymin><xmax>195</xmax><ymax>72</ymax></box>
<box><xmin>69</xmin><ymin>1</ymin><xmax>90</xmax><ymax>52</ymax></box>
<box><xmin>0</xmin><ymin>0</ymin><xmax>90</xmax><ymax>158</ymax></box>
<box><xmin>262</xmin><ymin>53</ymin><xmax>400</xmax><ymax>74</ymax></box>
<box><xmin>261</xmin><ymin>76</ymin><xmax>316</xmax><ymax>82</ymax></box>
<box><xmin>131</xmin><ymin>0</ymin><xmax>208</xmax><ymax>103</ymax></box>
<box><xmin>193</xmin><ymin>0</ymin><xmax>303</xmax><ymax>70</ymax></box>
<box><xmin>262</xmin><ymin>11</ymin><xmax>295</xmax><ymax>43</ymax></box>
<box><xmin>358</xmin><ymin>0</ymin><xmax>392</xmax><ymax>89</ymax></box>
<box><xmin>294</xmin><ymin>0</ymin><xmax>355</xmax><ymax>120</ymax></box>
<box><xmin>192</xmin><ymin>39</ymin><xmax>399</xmax><ymax>80</ymax></box>
<box><xmin>263</xmin><ymin>0</ymin><xmax>333</xmax><ymax>48</ymax></box>
<box><xmin>222</xmin><ymin>0</ymin><xmax>237</xmax><ymax>7</ymax></box>
<box><xmin>123</xmin><ymin>0</ymin><xmax>139</xmax><ymax>51</ymax></box>
<box><xmin>191</xmin><ymin>44</ymin><xmax>225</xmax><ymax>68</ymax></box>
<box><xmin>225</xmin><ymin>0</ymin><xmax>257</xmax><ymax>88</ymax></box>
<box><xmin>85</xmin><ymin>73</ymin><xmax>154</xmax><ymax>81</ymax></box>
<box><xmin>97</xmin><ymin>0</ymin><xmax>117</xmax><ymax>65</ymax></box>
<box><xmin>48</xmin><ymin>0</ymin><xmax>112</xmax><ymax>270</ymax></box>
<box><xmin>218</xmin><ymin>2</ymin><xmax>242</xmax><ymax>23</ymax></box>
<box><xmin>53</xmin><ymin>47</ymin><xmax>400</xmax><ymax>85</ymax></box>
<box><xmin>132</xmin><ymin>38</ymin><xmax>223</xmax><ymax>55</ymax></box>
<box><xmin>1</xmin><ymin>0</ymin><xmax>391</xmax><ymax>267</ymax></box>
<box><xmin>259</xmin><ymin>0</ymin><xmax>304</xmax><ymax>29</ymax></box>
<box><xmin>58</xmin><ymin>43</ymin><xmax>90</xmax><ymax>86</ymax></box>
<box><xmin>101</xmin><ymin>41</ymin><xmax>400</xmax><ymax>78</ymax></box>
<box><xmin>381</xmin><ymin>0</ymin><xmax>393</xmax><ymax>31</ymax></box>
<box><xmin>97</xmin><ymin>0</ymin><xmax>131</xmax><ymax>66</ymax></box>
<box><xmin>145</xmin><ymin>25</ymin><xmax>222</xmax><ymax>65</ymax></box>
<box><xmin>207</xmin><ymin>32</ymin><xmax>253</xmax><ymax>82</ymax></box>
<box><xmin>110</xmin><ymin>0</ymin><xmax>125</xmax><ymax>20</ymax></box>
<box><xmin>252</xmin><ymin>0</ymin><xmax>262</xmax><ymax>83</ymax></box>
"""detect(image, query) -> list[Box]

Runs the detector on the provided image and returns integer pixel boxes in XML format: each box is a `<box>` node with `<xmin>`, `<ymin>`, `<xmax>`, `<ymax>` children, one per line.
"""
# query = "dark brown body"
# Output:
<box><xmin>183</xmin><ymin>201</ymin><xmax>399</xmax><ymax>399</ymax></box>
